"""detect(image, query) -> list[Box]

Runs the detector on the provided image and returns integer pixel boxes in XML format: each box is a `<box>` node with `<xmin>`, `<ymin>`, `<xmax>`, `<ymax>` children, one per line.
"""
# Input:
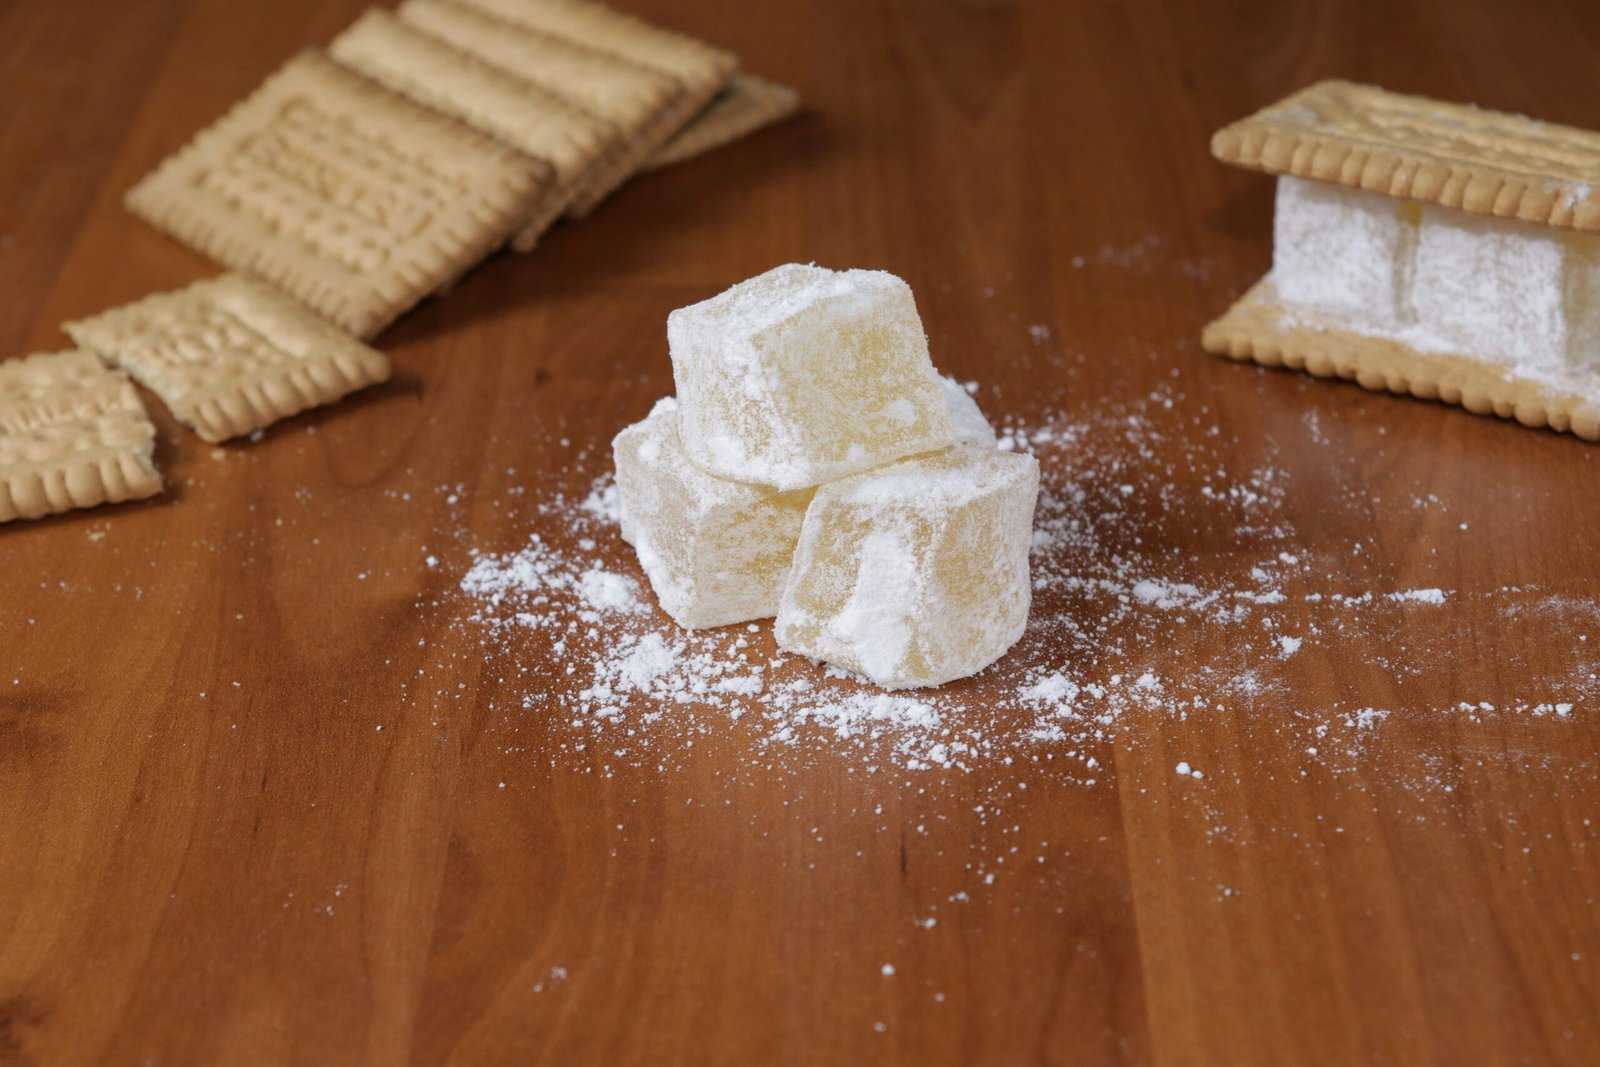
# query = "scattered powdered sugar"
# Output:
<box><xmin>446</xmin><ymin>384</ymin><xmax>1596</xmax><ymax>789</ymax></box>
<box><xmin>1389</xmin><ymin>587</ymin><xmax>1448</xmax><ymax>605</ymax></box>
<box><xmin>1558</xmin><ymin>181</ymin><xmax>1592</xmax><ymax>213</ymax></box>
<box><xmin>577</xmin><ymin>568</ymin><xmax>643</xmax><ymax>614</ymax></box>
<box><xmin>470</xmin><ymin>552</ymin><xmax>986</xmax><ymax>771</ymax></box>
<box><xmin>578</xmin><ymin>478</ymin><xmax>621</xmax><ymax>525</ymax></box>
<box><xmin>462</xmin><ymin>537</ymin><xmax>645</xmax><ymax>625</ymax></box>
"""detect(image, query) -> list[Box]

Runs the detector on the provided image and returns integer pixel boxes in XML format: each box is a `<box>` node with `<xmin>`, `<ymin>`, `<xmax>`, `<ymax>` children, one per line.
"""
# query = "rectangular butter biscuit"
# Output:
<box><xmin>1212</xmin><ymin>79</ymin><xmax>1600</xmax><ymax>234</ymax></box>
<box><xmin>126</xmin><ymin>51</ymin><xmax>553</xmax><ymax>338</ymax></box>
<box><xmin>399</xmin><ymin>0</ymin><xmax>694</xmax><ymax>232</ymax></box>
<box><xmin>455</xmin><ymin>0</ymin><xmax>736</xmax><ymax>107</ymax></box>
<box><xmin>447</xmin><ymin>0</ymin><xmax>738</xmax><ymax>211</ymax></box>
<box><xmin>329</xmin><ymin>8</ymin><xmax>621</xmax><ymax>247</ymax></box>
<box><xmin>647</xmin><ymin>73</ymin><xmax>800</xmax><ymax>170</ymax></box>
<box><xmin>0</xmin><ymin>351</ymin><xmax>162</xmax><ymax>523</ymax></box>
<box><xmin>65</xmin><ymin>274</ymin><xmax>393</xmax><ymax>443</ymax></box>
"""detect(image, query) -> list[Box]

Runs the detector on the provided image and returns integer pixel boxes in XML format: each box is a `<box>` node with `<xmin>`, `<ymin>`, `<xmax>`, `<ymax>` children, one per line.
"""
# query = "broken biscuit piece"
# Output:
<box><xmin>0</xmin><ymin>350</ymin><xmax>162</xmax><ymax>523</ymax></box>
<box><xmin>66</xmin><ymin>274</ymin><xmax>392</xmax><ymax>443</ymax></box>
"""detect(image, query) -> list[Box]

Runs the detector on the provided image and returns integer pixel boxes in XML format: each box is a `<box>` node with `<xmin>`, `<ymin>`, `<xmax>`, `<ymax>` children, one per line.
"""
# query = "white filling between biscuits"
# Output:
<box><xmin>1270</xmin><ymin>175</ymin><xmax>1600</xmax><ymax>381</ymax></box>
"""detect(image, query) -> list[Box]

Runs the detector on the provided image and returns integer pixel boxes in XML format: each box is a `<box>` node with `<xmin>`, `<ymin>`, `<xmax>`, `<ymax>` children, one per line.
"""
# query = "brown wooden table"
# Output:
<box><xmin>4</xmin><ymin>1</ymin><xmax>1599</xmax><ymax>1063</ymax></box>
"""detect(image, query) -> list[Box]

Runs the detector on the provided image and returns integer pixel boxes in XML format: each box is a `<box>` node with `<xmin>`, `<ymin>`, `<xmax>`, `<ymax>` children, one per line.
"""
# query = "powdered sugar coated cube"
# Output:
<box><xmin>667</xmin><ymin>264</ymin><xmax>953</xmax><ymax>490</ymax></box>
<box><xmin>614</xmin><ymin>399</ymin><xmax>813</xmax><ymax>630</ymax></box>
<box><xmin>775</xmin><ymin>447</ymin><xmax>1039</xmax><ymax>689</ymax></box>
<box><xmin>1272</xmin><ymin>177</ymin><xmax>1417</xmax><ymax>326</ymax></box>
<box><xmin>616</xmin><ymin>396</ymin><xmax>678</xmax><ymax>547</ymax></box>
<box><xmin>1411</xmin><ymin>205</ymin><xmax>1600</xmax><ymax>371</ymax></box>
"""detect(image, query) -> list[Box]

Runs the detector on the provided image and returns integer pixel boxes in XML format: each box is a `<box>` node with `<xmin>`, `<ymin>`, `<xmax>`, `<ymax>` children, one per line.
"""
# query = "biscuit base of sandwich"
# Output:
<box><xmin>1203</xmin><ymin>277</ymin><xmax>1600</xmax><ymax>442</ymax></box>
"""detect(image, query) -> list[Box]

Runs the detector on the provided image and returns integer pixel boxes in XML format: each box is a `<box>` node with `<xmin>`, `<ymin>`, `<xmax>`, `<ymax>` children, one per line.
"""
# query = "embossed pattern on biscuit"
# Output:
<box><xmin>65</xmin><ymin>274</ymin><xmax>392</xmax><ymax>443</ymax></box>
<box><xmin>126</xmin><ymin>52</ymin><xmax>551</xmax><ymax>338</ymax></box>
<box><xmin>0</xmin><ymin>351</ymin><xmax>162</xmax><ymax>523</ymax></box>
<box><xmin>201</xmin><ymin>102</ymin><xmax>449</xmax><ymax>270</ymax></box>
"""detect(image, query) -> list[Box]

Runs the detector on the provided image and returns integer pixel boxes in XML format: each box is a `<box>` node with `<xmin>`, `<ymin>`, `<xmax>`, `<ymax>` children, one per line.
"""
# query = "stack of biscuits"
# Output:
<box><xmin>2</xmin><ymin>0</ymin><xmax>800</xmax><ymax>524</ymax></box>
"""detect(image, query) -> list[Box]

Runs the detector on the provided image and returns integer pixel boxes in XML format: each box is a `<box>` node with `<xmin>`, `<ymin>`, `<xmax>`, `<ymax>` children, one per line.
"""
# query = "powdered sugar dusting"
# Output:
<box><xmin>1390</xmin><ymin>587</ymin><xmax>1448</xmax><ymax>605</ymax></box>
<box><xmin>447</xmin><ymin>386</ymin><xmax>1597</xmax><ymax>788</ymax></box>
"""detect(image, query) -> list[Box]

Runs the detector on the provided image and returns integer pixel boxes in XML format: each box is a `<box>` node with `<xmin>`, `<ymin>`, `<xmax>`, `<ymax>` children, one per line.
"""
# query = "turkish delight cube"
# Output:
<box><xmin>613</xmin><ymin>398</ymin><xmax>813</xmax><ymax>630</ymax></box>
<box><xmin>1272</xmin><ymin>176</ymin><xmax>1418</xmax><ymax>327</ymax></box>
<box><xmin>1410</xmin><ymin>204</ymin><xmax>1600</xmax><ymax>371</ymax></box>
<box><xmin>666</xmin><ymin>263</ymin><xmax>953</xmax><ymax>490</ymax></box>
<box><xmin>775</xmin><ymin>446</ymin><xmax>1039</xmax><ymax>689</ymax></box>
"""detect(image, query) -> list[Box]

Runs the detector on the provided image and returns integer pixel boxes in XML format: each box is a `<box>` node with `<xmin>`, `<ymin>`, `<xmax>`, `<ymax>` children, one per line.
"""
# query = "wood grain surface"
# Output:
<box><xmin>4</xmin><ymin>1</ymin><xmax>1600</xmax><ymax>1064</ymax></box>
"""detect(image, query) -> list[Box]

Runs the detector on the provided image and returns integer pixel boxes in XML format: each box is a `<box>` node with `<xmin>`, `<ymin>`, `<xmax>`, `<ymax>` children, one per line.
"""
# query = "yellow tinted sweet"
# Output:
<box><xmin>775</xmin><ymin>447</ymin><xmax>1039</xmax><ymax>689</ymax></box>
<box><xmin>614</xmin><ymin>399</ymin><xmax>813</xmax><ymax>630</ymax></box>
<box><xmin>666</xmin><ymin>264</ymin><xmax>953</xmax><ymax>491</ymax></box>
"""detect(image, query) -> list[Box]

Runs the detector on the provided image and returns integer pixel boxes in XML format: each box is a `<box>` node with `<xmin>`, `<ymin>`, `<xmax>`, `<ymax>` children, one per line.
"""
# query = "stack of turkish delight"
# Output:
<box><xmin>614</xmin><ymin>263</ymin><xmax>1039</xmax><ymax>689</ymax></box>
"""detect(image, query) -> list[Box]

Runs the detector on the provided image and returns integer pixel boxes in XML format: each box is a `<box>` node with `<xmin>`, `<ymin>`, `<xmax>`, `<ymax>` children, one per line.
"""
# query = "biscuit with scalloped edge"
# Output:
<box><xmin>1202</xmin><ymin>278</ymin><xmax>1600</xmax><ymax>442</ymax></box>
<box><xmin>0</xmin><ymin>351</ymin><xmax>162</xmax><ymax>523</ymax></box>
<box><xmin>126</xmin><ymin>51</ymin><xmax>552</xmax><ymax>337</ymax></box>
<box><xmin>1212</xmin><ymin>79</ymin><xmax>1600</xmax><ymax>233</ymax></box>
<box><xmin>66</xmin><ymin>274</ymin><xmax>392</xmax><ymax>444</ymax></box>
